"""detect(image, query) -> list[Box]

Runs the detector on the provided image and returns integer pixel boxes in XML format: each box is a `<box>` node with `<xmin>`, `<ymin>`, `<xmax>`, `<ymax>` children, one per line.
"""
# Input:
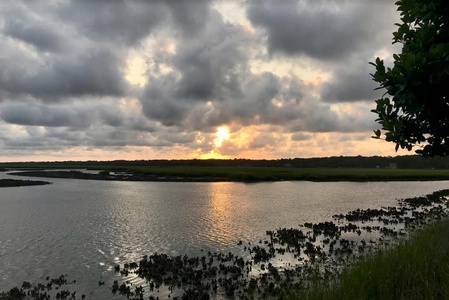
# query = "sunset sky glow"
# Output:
<box><xmin>0</xmin><ymin>0</ymin><xmax>408</xmax><ymax>162</ymax></box>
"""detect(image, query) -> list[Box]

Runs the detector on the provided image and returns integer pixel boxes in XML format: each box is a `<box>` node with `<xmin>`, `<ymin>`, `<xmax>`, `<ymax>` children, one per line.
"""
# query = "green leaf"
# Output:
<box><xmin>370</xmin><ymin>0</ymin><xmax>449</xmax><ymax>157</ymax></box>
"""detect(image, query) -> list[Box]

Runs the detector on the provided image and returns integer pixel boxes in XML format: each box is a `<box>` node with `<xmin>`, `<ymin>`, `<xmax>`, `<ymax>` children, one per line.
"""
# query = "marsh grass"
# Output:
<box><xmin>285</xmin><ymin>219</ymin><xmax>449</xmax><ymax>300</ymax></box>
<box><xmin>4</xmin><ymin>160</ymin><xmax>449</xmax><ymax>181</ymax></box>
<box><xmin>0</xmin><ymin>179</ymin><xmax>51</xmax><ymax>187</ymax></box>
<box><xmin>125</xmin><ymin>166</ymin><xmax>449</xmax><ymax>182</ymax></box>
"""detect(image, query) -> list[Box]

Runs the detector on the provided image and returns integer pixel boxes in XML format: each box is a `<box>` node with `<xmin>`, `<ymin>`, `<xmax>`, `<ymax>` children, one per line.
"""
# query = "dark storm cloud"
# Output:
<box><xmin>5</xmin><ymin>123</ymin><xmax>194</xmax><ymax>150</ymax></box>
<box><xmin>59</xmin><ymin>0</ymin><xmax>167</xmax><ymax>45</ymax></box>
<box><xmin>0</xmin><ymin>101</ymin><xmax>126</xmax><ymax>128</ymax></box>
<box><xmin>0</xmin><ymin>1</ymin><xmax>73</xmax><ymax>53</ymax></box>
<box><xmin>291</xmin><ymin>132</ymin><xmax>313</xmax><ymax>141</ymax></box>
<box><xmin>140</xmin><ymin>3</ymin><xmax>310</xmax><ymax>131</ymax></box>
<box><xmin>231</xmin><ymin>72</ymin><xmax>280</xmax><ymax>119</ymax></box>
<box><xmin>320</xmin><ymin>57</ymin><xmax>385</xmax><ymax>103</ymax></box>
<box><xmin>0</xmin><ymin>0</ymin><xmax>400</xmax><ymax>158</ymax></box>
<box><xmin>129</xmin><ymin>117</ymin><xmax>157</xmax><ymax>133</ymax></box>
<box><xmin>0</xmin><ymin>100</ymin><xmax>189</xmax><ymax>150</ymax></box>
<box><xmin>224</xmin><ymin>73</ymin><xmax>306</xmax><ymax>126</ymax></box>
<box><xmin>0</xmin><ymin>49</ymin><xmax>128</xmax><ymax>101</ymax></box>
<box><xmin>142</xmin><ymin>67</ymin><xmax>308</xmax><ymax>130</ymax></box>
<box><xmin>301</xmin><ymin>107</ymin><xmax>340</xmax><ymax>132</ymax></box>
<box><xmin>285</xmin><ymin>99</ymin><xmax>377</xmax><ymax>134</ymax></box>
<box><xmin>167</xmin><ymin>0</ymin><xmax>212</xmax><ymax>37</ymax></box>
<box><xmin>173</xmin><ymin>9</ymin><xmax>248</xmax><ymax>102</ymax></box>
<box><xmin>141</xmin><ymin>74</ymin><xmax>189</xmax><ymax>127</ymax></box>
<box><xmin>180</xmin><ymin>73</ymin><xmax>307</xmax><ymax>131</ymax></box>
<box><xmin>175</xmin><ymin>45</ymin><xmax>217</xmax><ymax>100</ymax></box>
<box><xmin>0</xmin><ymin>1</ymin><xmax>138</xmax><ymax>102</ymax></box>
<box><xmin>3</xmin><ymin>19</ymin><xmax>66</xmax><ymax>53</ymax></box>
<box><xmin>140</xmin><ymin>7</ymin><xmax>251</xmax><ymax>126</ymax></box>
<box><xmin>0</xmin><ymin>103</ymin><xmax>91</xmax><ymax>128</ymax></box>
<box><xmin>246</xmin><ymin>0</ymin><xmax>395</xmax><ymax>60</ymax></box>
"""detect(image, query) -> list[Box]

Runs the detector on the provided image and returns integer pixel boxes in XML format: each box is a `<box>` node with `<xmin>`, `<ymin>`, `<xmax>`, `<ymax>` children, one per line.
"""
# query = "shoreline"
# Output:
<box><xmin>8</xmin><ymin>170</ymin><xmax>231</xmax><ymax>182</ymax></box>
<box><xmin>8</xmin><ymin>169</ymin><xmax>449</xmax><ymax>183</ymax></box>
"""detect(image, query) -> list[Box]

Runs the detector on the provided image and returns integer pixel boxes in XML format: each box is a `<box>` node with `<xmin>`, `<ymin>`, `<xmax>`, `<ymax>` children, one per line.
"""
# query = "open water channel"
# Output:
<box><xmin>0</xmin><ymin>170</ymin><xmax>448</xmax><ymax>298</ymax></box>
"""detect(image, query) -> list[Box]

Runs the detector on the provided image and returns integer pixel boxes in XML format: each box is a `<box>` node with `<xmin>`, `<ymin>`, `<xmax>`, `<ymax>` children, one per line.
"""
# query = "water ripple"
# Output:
<box><xmin>1</xmin><ymin>178</ymin><xmax>449</xmax><ymax>294</ymax></box>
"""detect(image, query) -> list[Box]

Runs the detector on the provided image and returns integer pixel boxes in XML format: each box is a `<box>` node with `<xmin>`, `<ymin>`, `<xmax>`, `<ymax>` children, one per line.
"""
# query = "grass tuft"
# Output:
<box><xmin>285</xmin><ymin>219</ymin><xmax>449</xmax><ymax>300</ymax></box>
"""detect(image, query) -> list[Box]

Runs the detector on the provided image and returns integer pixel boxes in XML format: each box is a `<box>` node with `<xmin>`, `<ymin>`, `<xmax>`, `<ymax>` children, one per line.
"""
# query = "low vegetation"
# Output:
<box><xmin>7</xmin><ymin>166</ymin><xmax>449</xmax><ymax>182</ymax></box>
<box><xmin>4</xmin><ymin>157</ymin><xmax>449</xmax><ymax>182</ymax></box>
<box><xmin>4</xmin><ymin>154</ymin><xmax>449</xmax><ymax>170</ymax></box>
<box><xmin>124</xmin><ymin>166</ymin><xmax>449</xmax><ymax>181</ymax></box>
<box><xmin>0</xmin><ymin>179</ymin><xmax>51</xmax><ymax>188</ymax></box>
<box><xmin>287</xmin><ymin>219</ymin><xmax>449</xmax><ymax>300</ymax></box>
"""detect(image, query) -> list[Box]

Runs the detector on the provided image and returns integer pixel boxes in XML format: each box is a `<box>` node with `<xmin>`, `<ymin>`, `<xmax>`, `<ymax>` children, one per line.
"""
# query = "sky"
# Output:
<box><xmin>0</xmin><ymin>0</ymin><xmax>407</xmax><ymax>162</ymax></box>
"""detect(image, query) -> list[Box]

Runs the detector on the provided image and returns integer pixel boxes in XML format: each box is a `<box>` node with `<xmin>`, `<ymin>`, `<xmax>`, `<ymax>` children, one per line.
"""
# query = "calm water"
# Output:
<box><xmin>0</xmin><ymin>171</ymin><xmax>448</xmax><ymax>297</ymax></box>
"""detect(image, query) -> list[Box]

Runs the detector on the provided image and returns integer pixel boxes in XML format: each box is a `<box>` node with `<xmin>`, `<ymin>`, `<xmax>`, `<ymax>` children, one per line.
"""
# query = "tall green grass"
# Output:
<box><xmin>4</xmin><ymin>161</ymin><xmax>449</xmax><ymax>181</ymax></box>
<box><xmin>125</xmin><ymin>166</ymin><xmax>449</xmax><ymax>181</ymax></box>
<box><xmin>285</xmin><ymin>219</ymin><xmax>449</xmax><ymax>300</ymax></box>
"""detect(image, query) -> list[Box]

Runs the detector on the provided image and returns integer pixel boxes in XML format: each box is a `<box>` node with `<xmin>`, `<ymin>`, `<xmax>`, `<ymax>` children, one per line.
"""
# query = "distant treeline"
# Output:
<box><xmin>3</xmin><ymin>155</ymin><xmax>449</xmax><ymax>169</ymax></box>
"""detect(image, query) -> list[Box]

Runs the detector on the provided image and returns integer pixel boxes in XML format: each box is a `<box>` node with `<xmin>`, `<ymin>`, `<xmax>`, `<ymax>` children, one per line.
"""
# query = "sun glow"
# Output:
<box><xmin>124</xmin><ymin>51</ymin><xmax>147</xmax><ymax>87</ymax></box>
<box><xmin>214</xmin><ymin>126</ymin><xmax>230</xmax><ymax>148</ymax></box>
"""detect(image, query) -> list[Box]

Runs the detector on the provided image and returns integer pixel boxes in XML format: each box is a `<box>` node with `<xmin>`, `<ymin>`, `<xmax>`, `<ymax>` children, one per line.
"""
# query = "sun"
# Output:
<box><xmin>214</xmin><ymin>126</ymin><xmax>230</xmax><ymax>148</ymax></box>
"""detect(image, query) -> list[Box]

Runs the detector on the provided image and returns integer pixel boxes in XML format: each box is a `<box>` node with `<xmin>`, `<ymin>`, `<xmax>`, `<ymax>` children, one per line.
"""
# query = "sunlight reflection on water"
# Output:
<box><xmin>0</xmin><ymin>171</ymin><xmax>448</xmax><ymax>297</ymax></box>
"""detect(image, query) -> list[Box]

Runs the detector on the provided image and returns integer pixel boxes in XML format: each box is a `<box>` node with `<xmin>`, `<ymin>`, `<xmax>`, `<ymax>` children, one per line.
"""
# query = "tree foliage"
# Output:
<box><xmin>371</xmin><ymin>0</ymin><xmax>449</xmax><ymax>157</ymax></box>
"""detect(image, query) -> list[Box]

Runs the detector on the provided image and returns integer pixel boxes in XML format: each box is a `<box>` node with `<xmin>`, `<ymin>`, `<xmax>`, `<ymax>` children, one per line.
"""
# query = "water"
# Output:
<box><xmin>0</xmin><ymin>171</ymin><xmax>448</xmax><ymax>297</ymax></box>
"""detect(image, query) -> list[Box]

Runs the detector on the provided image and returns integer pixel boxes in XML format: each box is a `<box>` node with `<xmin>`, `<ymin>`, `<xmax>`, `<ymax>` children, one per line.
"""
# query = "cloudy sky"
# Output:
<box><xmin>0</xmin><ymin>0</ymin><xmax>405</xmax><ymax>162</ymax></box>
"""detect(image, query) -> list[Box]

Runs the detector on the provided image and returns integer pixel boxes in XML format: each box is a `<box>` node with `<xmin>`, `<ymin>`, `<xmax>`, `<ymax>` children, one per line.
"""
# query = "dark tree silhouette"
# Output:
<box><xmin>371</xmin><ymin>0</ymin><xmax>449</xmax><ymax>157</ymax></box>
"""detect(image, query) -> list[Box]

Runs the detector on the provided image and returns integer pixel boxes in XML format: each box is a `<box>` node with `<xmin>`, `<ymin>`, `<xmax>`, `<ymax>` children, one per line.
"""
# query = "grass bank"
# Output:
<box><xmin>123</xmin><ymin>166</ymin><xmax>449</xmax><ymax>182</ymax></box>
<box><xmin>0</xmin><ymin>179</ymin><xmax>51</xmax><ymax>187</ymax></box>
<box><xmin>10</xmin><ymin>167</ymin><xmax>449</xmax><ymax>182</ymax></box>
<box><xmin>286</xmin><ymin>219</ymin><xmax>449</xmax><ymax>300</ymax></box>
<box><xmin>4</xmin><ymin>160</ymin><xmax>449</xmax><ymax>182</ymax></box>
